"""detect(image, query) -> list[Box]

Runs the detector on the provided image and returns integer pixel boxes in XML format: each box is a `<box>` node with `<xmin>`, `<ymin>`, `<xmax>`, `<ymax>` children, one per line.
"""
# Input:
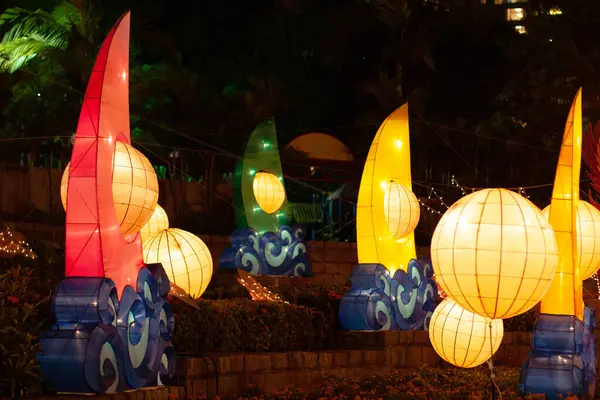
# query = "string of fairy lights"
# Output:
<box><xmin>0</xmin><ymin>226</ymin><xmax>36</xmax><ymax>259</ymax></box>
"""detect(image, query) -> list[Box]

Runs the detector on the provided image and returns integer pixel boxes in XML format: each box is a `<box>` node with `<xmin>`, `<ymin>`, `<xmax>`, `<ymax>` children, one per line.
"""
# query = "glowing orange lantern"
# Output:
<box><xmin>142</xmin><ymin>228</ymin><xmax>213</xmax><ymax>298</ymax></box>
<box><xmin>252</xmin><ymin>171</ymin><xmax>286</xmax><ymax>214</ymax></box>
<box><xmin>429</xmin><ymin>297</ymin><xmax>504</xmax><ymax>368</ymax></box>
<box><xmin>61</xmin><ymin>141</ymin><xmax>159</xmax><ymax>237</ymax></box>
<box><xmin>431</xmin><ymin>188</ymin><xmax>558</xmax><ymax>319</ymax></box>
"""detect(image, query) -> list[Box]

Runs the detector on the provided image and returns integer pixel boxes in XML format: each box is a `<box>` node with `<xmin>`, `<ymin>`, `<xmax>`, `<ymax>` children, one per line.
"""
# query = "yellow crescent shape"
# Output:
<box><xmin>540</xmin><ymin>88</ymin><xmax>584</xmax><ymax>320</ymax></box>
<box><xmin>356</xmin><ymin>103</ymin><xmax>417</xmax><ymax>274</ymax></box>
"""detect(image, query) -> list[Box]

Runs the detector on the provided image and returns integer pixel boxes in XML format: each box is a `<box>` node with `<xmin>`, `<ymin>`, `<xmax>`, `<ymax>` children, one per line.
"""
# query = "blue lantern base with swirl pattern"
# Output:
<box><xmin>339</xmin><ymin>259</ymin><xmax>438</xmax><ymax>331</ymax></box>
<box><xmin>220</xmin><ymin>225</ymin><xmax>310</xmax><ymax>276</ymax></box>
<box><xmin>37</xmin><ymin>264</ymin><xmax>176</xmax><ymax>393</ymax></box>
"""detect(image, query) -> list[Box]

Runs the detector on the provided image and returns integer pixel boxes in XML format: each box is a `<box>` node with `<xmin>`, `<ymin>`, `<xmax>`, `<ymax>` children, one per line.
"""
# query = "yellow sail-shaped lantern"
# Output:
<box><xmin>356</xmin><ymin>104</ymin><xmax>418</xmax><ymax>273</ymax></box>
<box><xmin>540</xmin><ymin>88</ymin><xmax>584</xmax><ymax>320</ymax></box>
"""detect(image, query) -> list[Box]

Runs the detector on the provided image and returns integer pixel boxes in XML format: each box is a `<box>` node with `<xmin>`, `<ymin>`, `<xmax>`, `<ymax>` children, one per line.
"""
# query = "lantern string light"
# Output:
<box><xmin>417</xmin><ymin>198</ymin><xmax>443</xmax><ymax>215</ymax></box>
<box><xmin>518</xmin><ymin>187</ymin><xmax>531</xmax><ymax>199</ymax></box>
<box><xmin>237</xmin><ymin>270</ymin><xmax>288</xmax><ymax>303</ymax></box>
<box><xmin>0</xmin><ymin>226</ymin><xmax>36</xmax><ymax>259</ymax></box>
<box><xmin>594</xmin><ymin>272</ymin><xmax>600</xmax><ymax>300</ymax></box>
<box><xmin>451</xmin><ymin>175</ymin><xmax>468</xmax><ymax>196</ymax></box>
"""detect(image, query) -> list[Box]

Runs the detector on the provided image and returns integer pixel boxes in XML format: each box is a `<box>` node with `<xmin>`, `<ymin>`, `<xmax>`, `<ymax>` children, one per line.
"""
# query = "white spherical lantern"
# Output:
<box><xmin>61</xmin><ymin>141</ymin><xmax>159</xmax><ymax>237</ymax></box>
<box><xmin>542</xmin><ymin>200</ymin><xmax>600</xmax><ymax>280</ymax></box>
<box><xmin>139</xmin><ymin>204</ymin><xmax>169</xmax><ymax>244</ymax></box>
<box><xmin>383</xmin><ymin>181</ymin><xmax>420</xmax><ymax>239</ymax></box>
<box><xmin>252</xmin><ymin>171</ymin><xmax>286</xmax><ymax>214</ymax></box>
<box><xmin>142</xmin><ymin>228</ymin><xmax>213</xmax><ymax>298</ymax></box>
<box><xmin>431</xmin><ymin>188</ymin><xmax>558</xmax><ymax>319</ymax></box>
<box><xmin>429</xmin><ymin>297</ymin><xmax>504</xmax><ymax>368</ymax></box>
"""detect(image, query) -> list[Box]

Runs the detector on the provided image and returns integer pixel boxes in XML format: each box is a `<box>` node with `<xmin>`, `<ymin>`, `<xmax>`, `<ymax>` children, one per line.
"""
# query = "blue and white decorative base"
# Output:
<box><xmin>339</xmin><ymin>259</ymin><xmax>438</xmax><ymax>331</ymax></box>
<box><xmin>220</xmin><ymin>225</ymin><xmax>310</xmax><ymax>277</ymax></box>
<box><xmin>519</xmin><ymin>309</ymin><xmax>596</xmax><ymax>399</ymax></box>
<box><xmin>37</xmin><ymin>264</ymin><xmax>175</xmax><ymax>393</ymax></box>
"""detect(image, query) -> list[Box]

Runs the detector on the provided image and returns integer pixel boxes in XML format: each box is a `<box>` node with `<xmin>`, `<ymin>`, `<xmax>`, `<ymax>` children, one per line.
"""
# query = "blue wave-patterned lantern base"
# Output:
<box><xmin>519</xmin><ymin>308</ymin><xmax>596</xmax><ymax>399</ymax></box>
<box><xmin>37</xmin><ymin>264</ymin><xmax>176</xmax><ymax>393</ymax></box>
<box><xmin>220</xmin><ymin>225</ymin><xmax>310</xmax><ymax>276</ymax></box>
<box><xmin>339</xmin><ymin>259</ymin><xmax>438</xmax><ymax>331</ymax></box>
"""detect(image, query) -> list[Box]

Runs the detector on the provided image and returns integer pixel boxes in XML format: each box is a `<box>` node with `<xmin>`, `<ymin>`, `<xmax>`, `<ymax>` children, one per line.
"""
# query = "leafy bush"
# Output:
<box><xmin>173</xmin><ymin>298</ymin><xmax>333</xmax><ymax>353</ymax></box>
<box><xmin>174</xmin><ymin>365</ymin><xmax>560</xmax><ymax>399</ymax></box>
<box><xmin>0</xmin><ymin>266</ymin><xmax>50</xmax><ymax>398</ymax></box>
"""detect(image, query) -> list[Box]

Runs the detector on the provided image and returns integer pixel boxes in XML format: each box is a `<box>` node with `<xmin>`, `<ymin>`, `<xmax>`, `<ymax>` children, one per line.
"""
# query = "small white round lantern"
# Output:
<box><xmin>429</xmin><ymin>297</ymin><xmax>504</xmax><ymax>368</ymax></box>
<box><xmin>383</xmin><ymin>181</ymin><xmax>420</xmax><ymax>239</ymax></box>
<box><xmin>252</xmin><ymin>171</ymin><xmax>286</xmax><ymax>214</ymax></box>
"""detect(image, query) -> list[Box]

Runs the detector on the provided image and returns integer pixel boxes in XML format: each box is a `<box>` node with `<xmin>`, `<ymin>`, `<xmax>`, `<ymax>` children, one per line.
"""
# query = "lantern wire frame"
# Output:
<box><xmin>431</xmin><ymin>188</ymin><xmax>558</xmax><ymax>320</ymax></box>
<box><xmin>383</xmin><ymin>181</ymin><xmax>420</xmax><ymax>239</ymax></box>
<box><xmin>542</xmin><ymin>201</ymin><xmax>600</xmax><ymax>281</ymax></box>
<box><xmin>429</xmin><ymin>297</ymin><xmax>504</xmax><ymax>368</ymax></box>
<box><xmin>143</xmin><ymin>228</ymin><xmax>213</xmax><ymax>298</ymax></box>
<box><xmin>139</xmin><ymin>204</ymin><xmax>169</xmax><ymax>244</ymax></box>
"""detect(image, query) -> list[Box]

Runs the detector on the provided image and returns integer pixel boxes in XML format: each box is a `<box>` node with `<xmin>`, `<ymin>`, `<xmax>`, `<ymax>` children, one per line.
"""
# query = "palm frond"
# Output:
<box><xmin>0</xmin><ymin>5</ymin><xmax>72</xmax><ymax>72</ymax></box>
<box><xmin>51</xmin><ymin>1</ymin><xmax>82</xmax><ymax>29</ymax></box>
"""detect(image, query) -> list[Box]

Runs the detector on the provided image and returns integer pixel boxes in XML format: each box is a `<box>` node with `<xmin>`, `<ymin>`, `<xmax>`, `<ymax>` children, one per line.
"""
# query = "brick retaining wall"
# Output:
<box><xmin>176</xmin><ymin>330</ymin><xmax>533</xmax><ymax>398</ymax></box>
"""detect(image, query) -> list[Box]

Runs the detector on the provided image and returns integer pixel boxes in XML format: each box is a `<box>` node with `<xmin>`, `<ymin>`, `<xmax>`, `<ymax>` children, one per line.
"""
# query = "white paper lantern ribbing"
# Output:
<box><xmin>142</xmin><ymin>228</ymin><xmax>213</xmax><ymax>298</ymax></box>
<box><xmin>383</xmin><ymin>181</ymin><xmax>420</xmax><ymax>239</ymax></box>
<box><xmin>429</xmin><ymin>297</ymin><xmax>504</xmax><ymax>368</ymax></box>
<box><xmin>139</xmin><ymin>204</ymin><xmax>169</xmax><ymax>244</ymax></box>
<box><xmin>431</xmin><ymin>188</ymin><xmax>558</xmax><ymax>319</ymax></box>
<box><xmin>542</xmin><ymin>201</ymin><xmax>600</xmax><ymax>280</ymax></box>
<box><xmin>252</xmin><ymin>171</ymin><xmax>286</xmax><ymax>214</ymax></box>
<box><xmin>61</xmin><ymin>141</ymin><xmax>159</xmax><ymax>237</ymax></box>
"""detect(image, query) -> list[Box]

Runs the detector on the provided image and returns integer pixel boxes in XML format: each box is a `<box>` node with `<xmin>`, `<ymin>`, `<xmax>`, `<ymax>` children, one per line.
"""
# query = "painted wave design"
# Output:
<box><xmin>220</xmin><ymin>225</ymin><xmax>311</xmax><ymax>277</ymax></box>
<box><xmin>38</xmin><ymin>265</ymin><xmax>175</xmax><ymax>393</ymax></box>
<box><xmin>338</xmin><ymin>259</ymin><xmax>438</xmax><ymax>331</ymax></box>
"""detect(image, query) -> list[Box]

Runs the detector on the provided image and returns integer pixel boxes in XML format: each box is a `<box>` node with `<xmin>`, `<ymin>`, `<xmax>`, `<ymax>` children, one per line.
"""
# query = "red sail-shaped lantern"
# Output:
<box><xmin>65</xmin><ymin>12</ymin><xmax>144</xmax><ymax>295</ymax></box>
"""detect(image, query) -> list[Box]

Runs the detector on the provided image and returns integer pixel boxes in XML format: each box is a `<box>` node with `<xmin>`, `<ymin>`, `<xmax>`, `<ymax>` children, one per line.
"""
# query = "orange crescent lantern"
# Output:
<box><xmin>61</xmin><ymin>141</ymin><xmax>159</xmax><ymax>237</ymax></box>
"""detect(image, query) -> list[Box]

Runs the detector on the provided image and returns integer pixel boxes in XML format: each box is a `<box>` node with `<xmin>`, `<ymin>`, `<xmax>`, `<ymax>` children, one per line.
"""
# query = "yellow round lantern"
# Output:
<box><xmin>383</xmin><ymin>181</ymin><xmax>420</xmax><ymax>239</ymax></box>
<box><xmin>139</xmin><ymin>204</ymin><xmax>169</xmax><ymax>244</ymax></box>
<box><xmin>542</xmin><ymin>201</ymin><xmax>600</xmax><ymax>280</ymax></box>
<box><xmin>252</xmin><ymin>171</ymin><xmax>286</xmax><ymax>214</ymax></box>
<box><xmin>431</xmin><ymin>188</ymin><xmax>558</xmax><ymax>319</ymax></box>
<box><xmin>429</xmin><ymin>297</ymin><xmax>504</xmax><ymax>368</ymax></box>
<box><xmin>61</xmin><ymin>141</ymin><xmax>159</xmax><ymax>237</ymax></box>
<box><xmin>142</xmin><ymin>228</ymin><xmax>213</xmax><ymax>298</ymax></box>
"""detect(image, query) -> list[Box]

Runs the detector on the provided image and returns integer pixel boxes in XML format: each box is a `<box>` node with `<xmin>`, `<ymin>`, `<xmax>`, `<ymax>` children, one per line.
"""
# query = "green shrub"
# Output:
<box><xmin>173</xmin><ymin>298</ymin><xmax>333</xmax><ymax>353</ymax></box>
<box><xmin>0</xmin><ymin>266</ymin><xmax>50</xmax><ymax>398</ymax></box>
<box><xmin>175</xmin><ymin>365</ymin><xmax>530</xmax><ymax>399</ymax></box>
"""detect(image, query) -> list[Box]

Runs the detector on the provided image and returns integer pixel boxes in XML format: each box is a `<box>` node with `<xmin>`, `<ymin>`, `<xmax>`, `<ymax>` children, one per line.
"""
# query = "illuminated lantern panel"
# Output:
<box><xmin>143</xmin><ymin>228</ymin><xmax>213</xmax><ymax>298</ymax></box>
<box><xmin>429</xmin><ymin>297</ymin><xmax>504</xmax><ymax>368</ymax></box>
<box><xmin>252</xmin><ymin>171</ymin><xmax>286</xmax><ymax>214</ymax></box>
<box><xmin>139</xmin><ymin>204</ymin><xmax>169</xmax><ymax>244</ymax></box>
<box><xmin>431</xmin><ymin>188</ymin><xmax>558</xmax><ymax>320</ymax></box>
<box><xmin>60</xmin><ymin>141</ymin><xmax>159</xmax><ymax>237</ymax></box>
<box><xmin>542</xmin><ymin>200</ymin><xmax>600</xmax><ymax>280</ymax></box>
<box><xmin>383</xmin><ymin>181</ymin><xmax>420</xmax><ymax>239</ymax></box>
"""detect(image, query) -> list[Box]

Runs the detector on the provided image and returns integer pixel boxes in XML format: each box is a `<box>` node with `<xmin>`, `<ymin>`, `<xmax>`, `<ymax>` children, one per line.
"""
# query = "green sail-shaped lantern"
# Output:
<box><xmin>222</xmin><ymin>118</ymin><xmax>310</xmax><ymax>277</ymax></box>
<box><xmin>234</xmin><ymin>118</ymin><xmax>289</xmax><ymax>233</ymax></box>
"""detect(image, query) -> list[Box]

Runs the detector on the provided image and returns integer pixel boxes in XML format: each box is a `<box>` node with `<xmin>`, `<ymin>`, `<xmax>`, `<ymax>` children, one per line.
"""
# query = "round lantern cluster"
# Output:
<box><xmin>429</xmin><ymin>188</ymin><xmax>561</xmax><ymax>368</ymax></box>
<box><xmin>140</xmin><ymin>206</ymin><xmax>213</xmax><ymax>299</ymax></box>
<box><xmin>61</xmin><ymin>143</ymin><xmax>213</xmax><ymax>299</ymax></box>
